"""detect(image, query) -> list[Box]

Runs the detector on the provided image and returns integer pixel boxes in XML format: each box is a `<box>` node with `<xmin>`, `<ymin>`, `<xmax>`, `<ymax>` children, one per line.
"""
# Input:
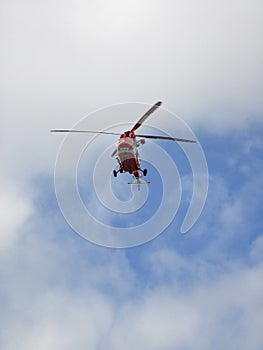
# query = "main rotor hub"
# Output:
<box><xmin>123</xmin><ymin>131</ymin><xmax>135</xmax><ymax>138</ymax></box>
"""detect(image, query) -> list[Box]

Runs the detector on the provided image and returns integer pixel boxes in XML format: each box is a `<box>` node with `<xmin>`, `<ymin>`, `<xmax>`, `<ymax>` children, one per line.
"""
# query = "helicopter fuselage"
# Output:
<box><xmin>114</xmin><ymin>133</ymin><xmax>145</xmax><ymax>180</ymax></box>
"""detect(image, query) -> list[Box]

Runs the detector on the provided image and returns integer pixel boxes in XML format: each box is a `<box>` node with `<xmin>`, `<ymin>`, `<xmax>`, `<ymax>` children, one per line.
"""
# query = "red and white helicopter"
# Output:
<box><xmin>51</xmin><ymin>101</ymin><xmax>196</xmax><ymax>187</ymax></box>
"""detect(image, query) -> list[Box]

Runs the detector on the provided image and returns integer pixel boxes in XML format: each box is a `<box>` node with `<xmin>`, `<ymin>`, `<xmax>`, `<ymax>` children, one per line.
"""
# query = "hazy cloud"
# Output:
<box><xmin>1</xmin><ymin>1</ymin><xmax>263</xmax><ymax>349</ymax></box>
<box><xmin>0</xmin><ymin>186</ymin><xmax>32</xmax><ymax>252</ymax></box>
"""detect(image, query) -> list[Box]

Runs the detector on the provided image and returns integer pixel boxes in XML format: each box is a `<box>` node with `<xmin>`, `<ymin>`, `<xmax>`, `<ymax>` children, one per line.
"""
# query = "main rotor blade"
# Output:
<box><xmin>50</xmin><ymin>129</ymin><xmax>120</xmax><ymax>136</ymax></box>
<box><xmin>130</xmin><ymin>101</ymin><xmax>162</xmax><ymax>132</ymax></box>
<box><xmin>135</xmin><ymin>134</ymin><xmax>196</xmax><ymax>143</ymax></box>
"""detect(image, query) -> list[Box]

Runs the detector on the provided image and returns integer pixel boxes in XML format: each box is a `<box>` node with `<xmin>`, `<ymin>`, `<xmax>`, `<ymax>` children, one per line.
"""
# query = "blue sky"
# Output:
<box><xmin>1</xmin><ymin>0</ymin><xmax>263</xmax><ymax>349</ymax></box>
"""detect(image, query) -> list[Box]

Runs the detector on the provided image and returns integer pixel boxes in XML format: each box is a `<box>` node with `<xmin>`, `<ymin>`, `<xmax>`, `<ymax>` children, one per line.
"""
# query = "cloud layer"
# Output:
<box><xmin>1</xmin><ymin>1</ymin><xmax>263</xmax><ymax>349</ymax></box>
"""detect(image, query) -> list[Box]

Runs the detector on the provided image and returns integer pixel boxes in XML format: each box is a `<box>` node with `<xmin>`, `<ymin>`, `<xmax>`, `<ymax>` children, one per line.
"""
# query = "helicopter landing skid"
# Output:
<box><xmin>127</xmin><ymin>181</ymin><xmax>150</xmax><ymax>185</ymax></box>
<box><xmin>128</xmin><ymin>180</ymin><xmax>150</xmax><ymax>191</ymax></box>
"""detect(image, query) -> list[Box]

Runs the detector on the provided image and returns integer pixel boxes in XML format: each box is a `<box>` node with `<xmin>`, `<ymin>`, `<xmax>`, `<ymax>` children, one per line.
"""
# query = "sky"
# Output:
<box><xmin>1</xmin><ymin>0</ymin><xmax>263</xmax><ymax>349</ymax></box>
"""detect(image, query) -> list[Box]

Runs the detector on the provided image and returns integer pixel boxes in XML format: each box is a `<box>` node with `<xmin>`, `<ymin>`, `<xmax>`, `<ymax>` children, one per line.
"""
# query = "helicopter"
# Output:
<box><xmin>51</xmin><ymin>101</ymin><xmax>196</xmax><ymax>187</ymax></box>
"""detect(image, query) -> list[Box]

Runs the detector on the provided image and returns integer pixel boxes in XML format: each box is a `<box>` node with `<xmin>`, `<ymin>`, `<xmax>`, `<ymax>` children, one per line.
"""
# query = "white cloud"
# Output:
<box><xmin>0</xmin><ymin>0</ymin><xmax>262</xmax><ymax>193</ymax></box>
<box><xmin>107</xmin><ymin>257</ymin><xmax>263</xmax><ymax>350</ymax></box>
<box><xmin>0</xmin><ymin>157</ymin><xmax>262</xmax><ymax>349</ymax></box>
<box><xmin>1</xmin><ymin>287</ymin><xmax>115</xmax><ymax>350</ymax></box>
<box><xmin>244</xmin><ymin>136</ymin><xmax>263</xmax><ymax>155</ymax></box>
<box><xmin>1</xmin><ymin>218</ymin><xmax>263</xmax><ymax>350</ymax></box>
<box><xmin>219</xmin><ymin>197</ymin><xmax>245</xmax><ymax>233</ymax></box>
<box><xmin>0</xmin><ymin>186</ymin><xmax>32</xmax><ymax>252</ymax></box>
<box><xmin>0</xmin><ymin>1</ymin><xmax>263</xmax><ymax>349</ymax></box>
<box><xmin>1</xmin><ymin>0</ymin><xmax>262</xmax><ymax>142</ymax></box>
<box><xmin>250</xmin><ymin>234</ymin><xmax>263</xmax><ymax>262</ymax></box>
